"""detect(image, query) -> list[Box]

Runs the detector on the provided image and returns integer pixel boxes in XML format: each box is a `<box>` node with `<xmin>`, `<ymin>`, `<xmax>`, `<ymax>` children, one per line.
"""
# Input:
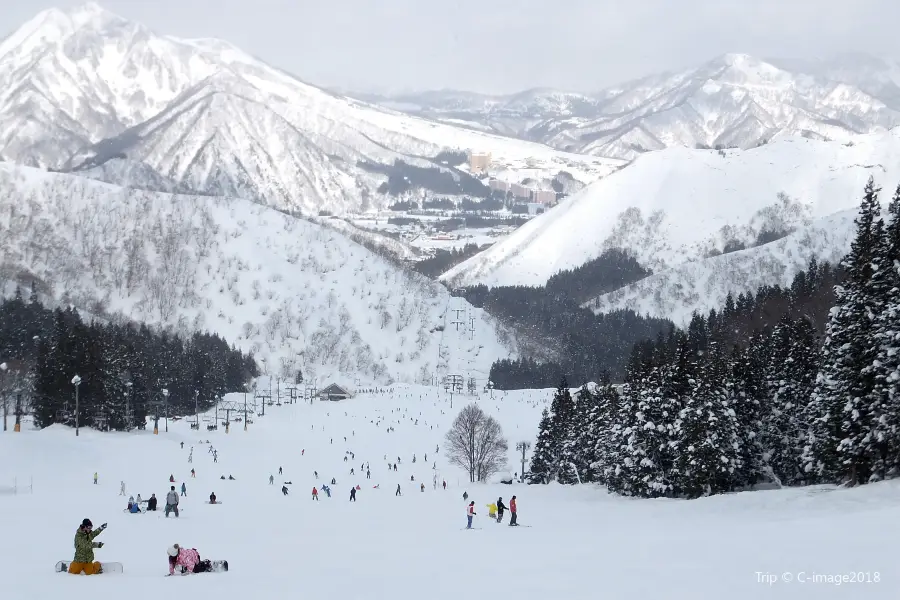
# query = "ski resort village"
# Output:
<box><xmin>3</xmin><ymin>2</ymin><xmax>900</xmax><ymax>599</ymax></box>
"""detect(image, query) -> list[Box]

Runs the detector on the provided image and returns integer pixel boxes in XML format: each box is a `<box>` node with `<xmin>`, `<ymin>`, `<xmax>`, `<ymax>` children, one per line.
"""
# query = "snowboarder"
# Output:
<box><xmin>147</xmin><ymin>494</ymin><xmax>158</xmax><ymax>511</ymax></box>
<box><xmin>136</xmin><ymin>493</ymin><xmax>143</xmax><ymax>505</ymax></box>
<box><xmin>93</xmin><ymin>472</ymin><xmax>98</xmax><ymax>485</ymax></box>
<box><xmin>119</xmin><ymin>481</ymin><xmax>126</xmax><ymax>496</ymax></box>
<box><xmin>127</xmin><ymin>496</ymin><xmax>135</xmax><ymax>511</ymax></box>
<box><xmin>350</xmin><ymin>487</ymin><xmax>357</xmax><ymax>502</ymax></box>
<box><xmin>463</xmin><ymin>491</ymin><xmax>468</xmax><ymax>501</ymax></box>
<box><xmin>168</xmin><ymin>544</ymin><xmax>216</xmax><ymax>575</ymax></box>
<box><xmin>169</xmin><ymin>475</ymin><xmax>175</xmax><ymax>483</ymax></box>
<box><xmin>443</xmin><ymin>480</ymin><xmax>447</xmax><ymax>490</ymax></box>
<box><xmin>509</xmin><ymin>496</ymin><xmax>518</xmax><ymax>526</ymax></box>
<box><xmin>312</xmin><ymin>487</ymin><xmax>319</xmax><ymax>500</ymax></box>
<box><xmin>191</xmin><ymin>469</ymin><xmax>195</xmax><ymax>478</ymax></box>
<box><xmin>314</xmin><ymin>471</ymin><xmax>318</xmax><ymax>479</ymax></box>
<box><xmin>395</xmin><ymin>484</ymin><xmax>402</xmax><ymax>496</ymax></box>
<box><xmin>466</xmin><ymin>502</ymin><xmax>476</xmax><ymax>529</ymax></box>
<box><xmin>269</xmin><ymin>474</ymin><xmax>274</xmax><ymax>485</ymax></box>
<box><xmin>323</xmin><ymin>485</ymin><xmax>331</xmax><ymax>498</ymax></box>
<box><xmin>420</xmin><ymin>483</ymin><xmax>425</xmax><ymax>492</ymax></box>
<box><xmin>209</xmin><ymin>493</ymin><xmax>217</xmax><ymax>504</ymax></box>
<box><xmin>282</xmin><ymin>485</ymin><xmax>289</xmax><ymax>496</ymax></box>
<box><xmin>165</xmin><ymin>486</ymin><xmax>180</xmax><ymax>518</ymax></box>
<box><xmin>497</xmin><ymin>497</ymin><xmax>507</xmax><ymax>523</ymax></box>
<box><xmin>68</xmin><ymin>519</ymin><xmax>107</xmax><ymax>574</ymax></box>
<box><xmin>279</xmin><ymin>466</ymin><xmax>282</xmax><ymax>475</ymax></box>
<box><xmin>180</xmin><ymin>442</ymin><xmax>184</xmax><ymax>449</ymax></box>
<box><xmin>181</xmin><ymin>482</ymin><xmax>187</xmax><ymax>496</ymax></box>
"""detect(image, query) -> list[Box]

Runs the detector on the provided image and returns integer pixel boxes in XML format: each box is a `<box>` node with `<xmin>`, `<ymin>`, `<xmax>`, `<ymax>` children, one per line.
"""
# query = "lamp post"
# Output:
<box><xmin>72</xmin><ymin>375</ymin><xmax>82</xmax><ymax>436</ymax></box>
<box><xmin>125</xmin><ymin>381</ymin><xmax>133</xmax><ymax>430</ymax></box>
<box><xmin>1</xmin><ymin>362</ymin><xmax>7</xmax><ymax>432</ymax></box>
<box><xmin>162</xmin><ymin>388</ymin><xmax>169</xmax><ymax>433</ymax></box>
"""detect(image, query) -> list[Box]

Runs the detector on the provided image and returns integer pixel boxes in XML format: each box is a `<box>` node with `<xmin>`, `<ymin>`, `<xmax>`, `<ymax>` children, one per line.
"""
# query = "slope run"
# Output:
<box><xmin>588</xmin><ymin>209</ymin><xmax>857</xmax><ymax>325</ymax></box>
<box><xmin>0</xmin><ymin>164</ymin><xmax>511</xmax><ymax>384</ymax></box>
<box><xmin>4</xmin><ymin>385</ymin><xmax>900</xmax><ymax>600</ymax></box>
<box><xmin>441</xmin><ymin>130</ymin><xmax>900</xmax><ymax>289</ymax></box>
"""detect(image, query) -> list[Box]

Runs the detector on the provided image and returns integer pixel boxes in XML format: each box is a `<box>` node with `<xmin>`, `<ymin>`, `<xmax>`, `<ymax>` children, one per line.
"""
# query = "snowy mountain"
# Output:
<box><xmin>441</xmin><ymin>129</ymin><xmax>900</xmax><ymax>294</ymax></box>
<box><xmin>374</xmin><ymin>54</ymin><xmax>900</xmax><ymax>161</ymax></box>
<box><xmin>0</xmin><ymin>3</ymin><xmax>620</xmax><ymax>214</ymax></box>
<box><xmin>0</xmin><ymin>162</ymin><xmax>513</xmax><ymax>385</ymax></box>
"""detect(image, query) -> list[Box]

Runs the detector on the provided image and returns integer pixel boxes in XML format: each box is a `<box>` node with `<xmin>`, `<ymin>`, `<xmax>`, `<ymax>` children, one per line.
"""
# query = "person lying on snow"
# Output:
<box><xmin>168</xmin><ymin>544</ymin><xmax>214</xmax><ymax>575</ymax></box>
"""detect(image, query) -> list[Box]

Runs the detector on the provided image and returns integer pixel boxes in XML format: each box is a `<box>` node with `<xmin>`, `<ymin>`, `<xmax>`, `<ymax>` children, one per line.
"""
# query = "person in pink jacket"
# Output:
<box><xmin>167</xmin><ymin>544</ymin><xmax>208</xmax><ymax>574</ymax></box>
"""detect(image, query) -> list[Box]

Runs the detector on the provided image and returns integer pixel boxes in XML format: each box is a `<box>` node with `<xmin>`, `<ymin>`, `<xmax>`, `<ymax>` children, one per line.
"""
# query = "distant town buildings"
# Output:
<box><xmin>469</xmin><ymin>151</ymin><xmax>492</xmax><ymax>173</ymax></box>
<box><xmin>531</xmin><ymin>189</ymin><xmax>557</xmax><ymax>205</ymax></box>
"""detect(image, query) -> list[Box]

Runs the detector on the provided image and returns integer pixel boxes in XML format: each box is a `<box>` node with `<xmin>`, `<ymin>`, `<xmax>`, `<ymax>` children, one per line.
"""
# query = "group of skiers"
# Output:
<box><xmin>468</xmin><ymin>496</ymin><xmax>518</xmax><ymax>528</ymax></box>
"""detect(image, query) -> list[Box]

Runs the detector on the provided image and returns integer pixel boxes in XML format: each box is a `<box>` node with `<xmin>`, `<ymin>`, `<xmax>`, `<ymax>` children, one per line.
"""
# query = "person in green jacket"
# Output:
<box><xmin>68</xmin><ymin>518</ymin><xmax>107</xmax><ymax>575</ymax></box>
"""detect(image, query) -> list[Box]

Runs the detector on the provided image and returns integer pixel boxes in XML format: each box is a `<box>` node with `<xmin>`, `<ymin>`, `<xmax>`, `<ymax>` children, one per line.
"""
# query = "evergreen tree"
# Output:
<box><xmin>528</xmin><ymin>409</ymin><xmax>554</xmax><ymax>483</ymax></box>
<box><xmin>805</xmin><ymin>177</ymin><xmax>888</xmax><ymax>484</ymax></box>
<box><xmin>762</xmin><ymin>316</ymin><xmax>817</xmax><ymax>486</ymax></box>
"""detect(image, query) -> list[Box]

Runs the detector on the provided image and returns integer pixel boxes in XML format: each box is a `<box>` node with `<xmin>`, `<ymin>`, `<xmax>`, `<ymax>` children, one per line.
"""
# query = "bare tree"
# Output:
<box><xmin>445</xmin><ymin>404</ymin><xmax>508</xmax><ymax>483</ymax></box>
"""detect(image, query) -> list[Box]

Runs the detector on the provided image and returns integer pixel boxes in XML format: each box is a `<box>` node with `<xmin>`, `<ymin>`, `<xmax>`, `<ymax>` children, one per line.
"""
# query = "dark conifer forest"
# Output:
<box><xmin>0</xmin><ymin>287</ymin><xmax>257</xmax><ymax>431</ymax></box>
<box><xmin>528</xmin><ymin>178</ymin><xmax>900</xmax><ymax>497</ymax></box>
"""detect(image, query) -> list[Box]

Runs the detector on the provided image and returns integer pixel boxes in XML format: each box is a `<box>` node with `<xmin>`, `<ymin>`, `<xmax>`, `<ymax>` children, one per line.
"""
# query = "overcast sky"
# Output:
<box><xmin>3</xmin><ymin>0</ymin><xmax>899</xmax><ymax>94</ymax></box>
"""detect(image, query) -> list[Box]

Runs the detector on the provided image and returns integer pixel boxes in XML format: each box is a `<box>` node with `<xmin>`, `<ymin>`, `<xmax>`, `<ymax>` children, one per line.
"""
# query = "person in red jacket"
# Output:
<box><xmin>509</xmin><ymin>496</ymin><xmax>518</xmax><ymax>526</ymax></box>
<box><xmin>312</xmin><ymin>487</ymin><xmax>319</xmax><ymax>501</ymax></box>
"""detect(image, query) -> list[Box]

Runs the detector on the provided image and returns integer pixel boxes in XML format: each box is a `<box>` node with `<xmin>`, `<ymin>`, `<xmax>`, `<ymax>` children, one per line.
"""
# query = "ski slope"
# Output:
<box><xmin>2</xmin><ymin>382</ymin><xmax>898</xmax><ymax>599</ymax></box>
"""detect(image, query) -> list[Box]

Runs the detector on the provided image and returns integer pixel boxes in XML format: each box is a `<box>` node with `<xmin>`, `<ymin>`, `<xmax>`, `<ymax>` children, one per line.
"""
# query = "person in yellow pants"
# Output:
<box><xmin>68</xmin><ymin>518</ymin><xmax>107</xmax><ymax>575</ymax></box>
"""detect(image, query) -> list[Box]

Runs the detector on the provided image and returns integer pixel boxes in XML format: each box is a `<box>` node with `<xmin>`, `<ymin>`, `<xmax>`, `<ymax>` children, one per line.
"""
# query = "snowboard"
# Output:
<box><xmin>56</xmin><ymin>561</ymin><xmax>123</xmax><ymax>574</ymax></box>
<box><xmin>167</xmin><ymin>560</ymin><xmax>228</xmax><ymax>575</ymax></box>
<box><xmin>204</xmin><ymin>501</ymin><xmax>222</xmax><ymax>504</ymax></box>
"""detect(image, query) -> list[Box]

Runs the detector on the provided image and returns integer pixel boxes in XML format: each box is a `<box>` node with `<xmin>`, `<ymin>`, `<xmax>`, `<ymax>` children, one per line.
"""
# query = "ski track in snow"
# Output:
<box><xmin>2</xmin><ymin>381</ymin><xmax>898</xmax><ymax>600</ymax></box>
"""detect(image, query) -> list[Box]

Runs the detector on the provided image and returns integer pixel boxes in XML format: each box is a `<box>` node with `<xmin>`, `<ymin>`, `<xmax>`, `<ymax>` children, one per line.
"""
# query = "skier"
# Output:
<box><xmin>191</xmin><ymin>469</ymin><xmax>196</xmax><ymax>478</ymax></box>
<box><xmin>314</xmin><ymin>471</ymin><xmax>318</xmax><ymax>479</ymax></box>
<box><xmin>466</xmin><ymin>501</ymin><xmax>476</xmax><ymax>529</ymax></box>
<box><xmin>279</xmin><ymin>466</ymin><xmax>282</xmax><ymax>475</ymax></box>
<box><xmin>147</xmin><ymin>494</ymin><xmax>158</xmax><ymax>511</ymax></box>
<box><xmin>93</xmin><ymin>472</ymin><xmax>98</xmax><ymax>485</ymax></box>
<box><xmin>443</xmin><ymin>480</ymin><xmax>447</xmax><ymax>490</ymax></box>
<box><xmin>497</xmin><ymin>497</ymin><xmax>507</xmax><ymax>523</ymax></box>
<box><xmin>68</xmin><ymin>519</ymin><xmax>107</xmax><ymax>575</ymax></box>
<box><xmin>167</xmin><ymin>544</ymin><xmax>218</xmax><ymax>575</ymax></box>
<box><xmin>165</xmin><ymin>486</ymin><xmax>180</xmax><ymax>518</ymax></box>
<box><xmin>420</xmin><ymin>483</ymin><xmax>425</xmax><ymax>492</ymax></box>
<box><xmin>209</xmin><ymin>492</ymin><xmax>217</xmax><ymax>504</ymax></box>
<box><xmin>269</xmin><ymin>474</ymin><xmax>274</xmax><ymax>485</ymax></box>
<box><xmin>395</xmin><ymin>484</ymin><xmax>402</xmax><ymax>496</ymax></box>
<box><xmin>350</xmin><ymin>487</ymin><xmax>357</xmax><ymax>502</ymax></box>
<box><xmin>366</xmin><ymin>469</ymin><xmax>370</xmax><ymax>479</ymax></box>
<box><xmin>463</xmin><ymin>491</ymin><xmax>468</xmax><ymax>501</ymax></box>
<box><xmin>323</xmin><ymin>485</ymin><xmax>331</xmax><ymax>498</ymax></box>
<box><xmin>180</xmin><ymin>442</ymin><xmax>184</xmax><ymax>449</ymax></box>
<box><xmin>312</xmin><ymin>487</ymin><xmax>319</xmax><ymax>500</ymax></box>
<box><xmin>509</xmin><ymin>496</ymin><xmax>518</xmax><ymax>526</ymax></box>
<box><xmin>119</xmin><ymin>481</ymin><xmax>126</xmax><ymax>496</ymax></box>
<box><xmin>181</xmin><ymin>482</ymin><xmax>187</xmax><ymax>497</ymax></box>
<box><xmin>282</xmin><ymin>485</ymin><xmax>289</xmax><ymax>496</ymax></box>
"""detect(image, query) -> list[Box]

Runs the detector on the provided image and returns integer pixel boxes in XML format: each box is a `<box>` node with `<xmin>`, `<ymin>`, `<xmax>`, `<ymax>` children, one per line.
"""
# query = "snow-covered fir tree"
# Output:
<box><xmin>762</xmin><ymin>316</ymin><xmax>818</xmax><ymax>486</ymax></box>
<box><xmin>805</xmin><ymin>177</ymin><xmax>888</xmax><ymax>485</ymax></box>
<box><xmin>528</xmin><ymin>408</ymin><xmax>554</xmax><ymax>483</ymax></box>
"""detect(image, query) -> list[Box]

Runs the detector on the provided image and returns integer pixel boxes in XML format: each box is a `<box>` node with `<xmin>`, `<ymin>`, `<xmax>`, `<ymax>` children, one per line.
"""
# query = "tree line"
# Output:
<box><xmin>0</xmin><ymin>287</ymin><xmax>257</xmax><ymax>431</ymax></box>
<box><xmin>529</xmin><ymin>178</ymin><xmax>900</xmax><ymax>496</ymax></box>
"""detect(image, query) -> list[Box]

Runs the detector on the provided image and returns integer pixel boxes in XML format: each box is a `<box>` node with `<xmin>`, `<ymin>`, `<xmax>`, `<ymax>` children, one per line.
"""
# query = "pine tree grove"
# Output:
<box><xmin>527</xmin><ymin>177</ymin><xmax>900</xmax><ymax>497</ymax></box>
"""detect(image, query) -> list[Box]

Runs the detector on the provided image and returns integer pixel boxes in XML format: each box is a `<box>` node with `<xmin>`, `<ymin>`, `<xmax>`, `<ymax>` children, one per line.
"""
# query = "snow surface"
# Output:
<box><xmin>2</xmin><ymin>382</ymin><xmax>898</xmax><ymax>600</ymax></box>
<box><xmin>0</xmin><ymin>162</ymin><xmax>513</xmax><ymax>385</ymax></box>
<box><xmin>442</xmin><ymin>129</ymin><xmax>900</xmax><ymax>289</ymax></box>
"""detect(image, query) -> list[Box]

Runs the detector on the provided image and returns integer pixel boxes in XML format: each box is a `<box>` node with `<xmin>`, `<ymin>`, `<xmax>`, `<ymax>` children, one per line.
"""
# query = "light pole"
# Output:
<box><xmin>162</xmin><ymin>388</ymin><xmax>169</xmax><ymax>433</ymax></box>
<box><xmin>72</xmin><ymin>375</ymin><xmax>82</xmax><ymax>436</ymax></box>
<box><xmin>1</xmin><ymin>362</ymin><xmax>7</xmax><ymax>432</ymax></box>
<box><xmin>125</xmin><ymin>381</ymin><xmax>133</xmax><ymax>430</ymax></box>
